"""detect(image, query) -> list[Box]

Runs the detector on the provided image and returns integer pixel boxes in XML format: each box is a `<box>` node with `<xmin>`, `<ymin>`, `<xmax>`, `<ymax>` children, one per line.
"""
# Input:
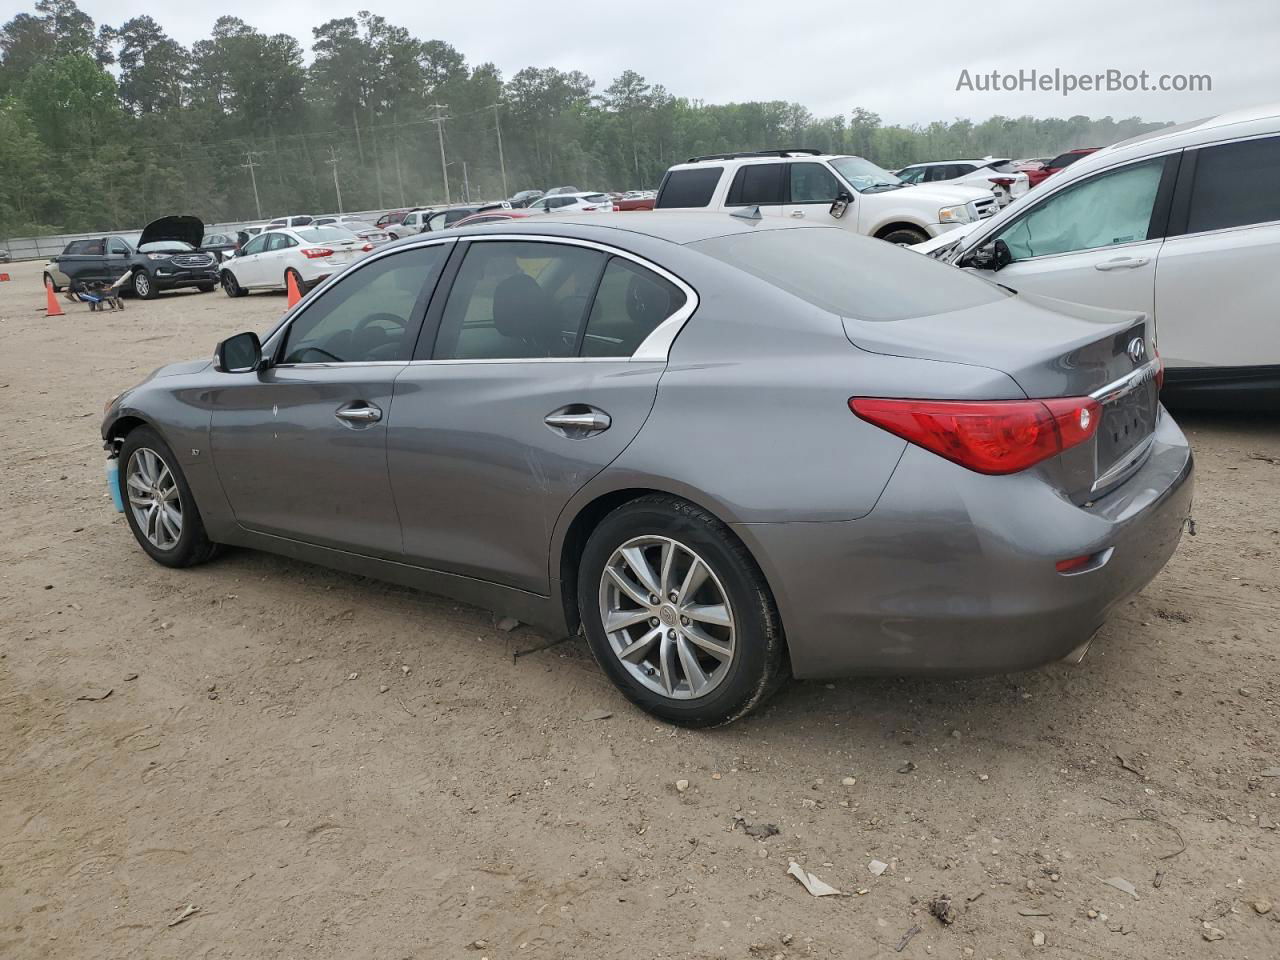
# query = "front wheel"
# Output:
<box><xmin>878</xmin><ymin>226</ymin><xmax>929</xmax><ymax>246</ymax></box>
<box><xmin>221</xmin><ymin>271</ymin><xmax>247</xmax><ymax>297</ymax></box>
<box><xmin>43</xmin><ymin>272</ymin><xmax>62</xmax><ymax>293</ymax></box>
<box><xmin>196</xmin><ymin>282</ymin><xmax>216</xmax><ymax>293</ymax></box>
<box><xmin>132</xmin><ymin>269</ymin><xmax>158</xmax><ymax>299</ymax></box>
<box><xmin>117</xmin><ymin>427</ymin><xmax>218</xmax><ymax>568</ymax></box>
<box><xmin>578</xmin><ymin>495</ymin><xmax>788</xmax><ymax>726</ymax></box>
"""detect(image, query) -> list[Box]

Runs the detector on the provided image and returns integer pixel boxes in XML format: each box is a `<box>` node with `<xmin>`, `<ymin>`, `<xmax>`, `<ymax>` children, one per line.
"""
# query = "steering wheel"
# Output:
<box><xmin>353</xmin><ymin>312</ymin><xmax>408</xmax><ymax>334</ymax></box>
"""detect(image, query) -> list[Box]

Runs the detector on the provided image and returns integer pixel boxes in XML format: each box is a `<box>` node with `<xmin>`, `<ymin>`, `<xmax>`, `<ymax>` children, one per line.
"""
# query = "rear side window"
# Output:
<box><xmin>655</xmin><ymin>167</ymin><xmax>723</xmax><ymax>208</ymax></box>
<box><xmin>1186</xmin><ymin>135</ymin><xmax>1280</xmax><ymax>232</ymax></box>
<box><xmin>726</xmin><ymin>163</ymin><xmax>785</xmax><ymax>205</ymax></box>
<box><xmin>693</xmin><ymin>228</ymin><xmax>1008</xmax><ymax>321</ymax></box>
<box><xmin>432</xmin><ymin>241</ymin><xmax>606</xmax><ymax>360</ymax></box>
<box><xmin>582</xmin><ymin>258</ymin><xmax>687</xmax><ymax>357</ymax></box>
<box><xmin>1048</xmin><ymin>151</ymin><xmax>1087</xmax><ymax>169</ymax></box>
<box><xmin>66</xmin><ymin>239</ymin><xmax>103</xmax><ymax>255</ymax></box>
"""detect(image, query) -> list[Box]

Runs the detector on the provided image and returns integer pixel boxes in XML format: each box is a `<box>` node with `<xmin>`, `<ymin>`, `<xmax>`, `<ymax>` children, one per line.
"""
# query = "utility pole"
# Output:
<box><xmin>326</xmin><ymin>145</ymin><xmax>344</xmax><ymax>214</ymax></box>
<box><xmin>241</xmin><ymin>150</ymin><xmax>264</xmax><ymax>220</ymax></box>
<box><xmin>428</xmin><ymin>102</ymin><xmax>451</xmax><ymax>205</ymax></box>
<box><xmin>490</xmin><ymin>103</ymin><xmax>508</xmax><ymax>197</ymax></box>
<box><xmin>462</xmin><ymin>161</ymin><xmax>470</xmax><ymax>203</ymax></box>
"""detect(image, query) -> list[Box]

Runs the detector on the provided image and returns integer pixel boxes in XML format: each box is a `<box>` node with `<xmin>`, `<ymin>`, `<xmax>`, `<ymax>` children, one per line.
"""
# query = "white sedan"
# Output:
<box><xmin>895</xmin><ymin>158</ymin><xmax>1030</xmax><ymax>207</ymax></box>
<box><xmin>220</xmin><ymin>226</ymin><xmax>373</xmax><ymax>297</ymax></box>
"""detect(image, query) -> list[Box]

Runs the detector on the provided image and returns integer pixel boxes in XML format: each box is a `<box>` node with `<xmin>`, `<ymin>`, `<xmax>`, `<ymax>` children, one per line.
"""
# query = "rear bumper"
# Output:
<box><xmin>734</xmin><ymin>409</ymin><xmax>1194</xmax><ymax>679</ymax></box>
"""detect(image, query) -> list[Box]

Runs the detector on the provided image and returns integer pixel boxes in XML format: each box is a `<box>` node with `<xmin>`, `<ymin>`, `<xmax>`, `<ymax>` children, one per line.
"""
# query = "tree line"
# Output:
<box><xmin>0</xmin><ymin>0</ymin><xmax>1173</xmax><ymax>237</ymax></box>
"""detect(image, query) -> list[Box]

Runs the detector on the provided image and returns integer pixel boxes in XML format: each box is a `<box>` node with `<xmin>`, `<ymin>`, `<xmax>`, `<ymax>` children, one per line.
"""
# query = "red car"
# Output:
<box><xmin>614</xmin><ymin>196</ymin><xmax>656</xmax><ymax>211</ymax></box>
<box><xmin>1025</xmin><ymin>148</ymin><xmax>1100</xmax><ymax>188</ymax></box>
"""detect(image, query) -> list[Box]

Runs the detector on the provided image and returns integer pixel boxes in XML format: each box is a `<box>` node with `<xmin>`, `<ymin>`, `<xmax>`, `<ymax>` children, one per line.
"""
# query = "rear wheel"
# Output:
<box><xmin>132</xmin><ymin>270</ymin><xmax>158</xmax><ymax>299</ymax></box>
<box><xmin>196</xmin><ymin>282</ymin><xmax>216</xmax><ymax>293</ymax></box>
<box><xmin>578</xmin><ymin>495</ymin><xmax>788</xmax><ymax>726</ymax></box>
<box><xmin>285</xmin><ymin>267</ymin><xmax>305</xmax><ymax>293</ymax></box>
<box><xmin>221</xmin><ymin>270</ymin><xmax>246</xmax><ymax>297</ymax></box>
<box><xmin>878</xmin><ymin>226</ymin><xmax>929</xmax><ymax>246</ymax></box>
<box><xmin>43</xmin><ymin>272</ymin><xmax>61</xmax><ymax>293</ymax></box>
<box><xmin>118</xmin><ymin>426</ymin><xmax>218</xmax><ymax>568</ymax></box>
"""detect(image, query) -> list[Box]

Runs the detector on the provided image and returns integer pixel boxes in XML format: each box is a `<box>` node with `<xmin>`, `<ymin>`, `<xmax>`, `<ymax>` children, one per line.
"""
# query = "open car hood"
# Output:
<box><xmin>139</xmin><ymin>215</ymin><xmax>205</xmax><ymax>249</ymax></box>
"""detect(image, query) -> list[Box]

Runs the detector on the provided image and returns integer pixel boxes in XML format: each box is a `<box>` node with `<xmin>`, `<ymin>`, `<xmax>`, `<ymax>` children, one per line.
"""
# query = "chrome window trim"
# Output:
<box><xmin>263</xmin><ymin>232</ymin><xmax>699</xmax><ymax>366</ymax></box>
<box><xmin>427</xmin><ymin>233</ymin><xmax>699</xmax><ymax>363</ymax></box>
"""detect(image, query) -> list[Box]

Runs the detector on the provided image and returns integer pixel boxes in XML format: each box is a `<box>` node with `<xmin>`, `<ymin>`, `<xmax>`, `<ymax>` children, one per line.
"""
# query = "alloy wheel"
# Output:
<box><xmin>598</xmin><ymin>535</ymin><xmax>736</xmax><ymax>700</ymax></box>
<box><xmin>126</xmin><ymin>447</ymin><xmax>183</xmax><ymax>550</ymax></box>
<box><xmin>134</xmin><ymin>272</ymin><xmax>150</xmax><ymax>297</ymax></box>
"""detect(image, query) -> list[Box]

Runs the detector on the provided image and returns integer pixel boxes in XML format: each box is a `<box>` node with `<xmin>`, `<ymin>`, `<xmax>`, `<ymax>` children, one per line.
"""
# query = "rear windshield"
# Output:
<box><xmin>296</xmin><ymin>227</ymin><xmax>355</xmax><ymax>243</ymax></box>
<box><xmin>655</xmin><ymin>167</ymin><xmax>723</xmax><ymax>208</ymax></box>
<box><xmin>693</xmin><ymin>227</ymin><xmax>1009</xmax><ymax>321</ymax></box>
<box><xmin>583</xmin><ymin>193</ymin><xmax>609</xmax><ymax>202</ymax></box>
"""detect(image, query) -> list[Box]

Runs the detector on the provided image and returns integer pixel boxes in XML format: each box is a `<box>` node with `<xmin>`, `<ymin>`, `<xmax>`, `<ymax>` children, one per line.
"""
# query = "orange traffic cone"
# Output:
<box><xmin>45</xmin><ymin>280</ymin><xmax>64</xmax><ymax>317</ymax></box>
<box><xmin>285</xmin><ymin>270</ymin><xmax>302</xmax><ymax>308</ymax></box>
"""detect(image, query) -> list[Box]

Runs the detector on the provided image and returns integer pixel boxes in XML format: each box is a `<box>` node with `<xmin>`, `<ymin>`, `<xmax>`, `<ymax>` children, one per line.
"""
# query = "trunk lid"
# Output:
<box><xmin>843</xmin><ymin>292</ymin><xmax>1160</xmax><ymax>500</ymax></box>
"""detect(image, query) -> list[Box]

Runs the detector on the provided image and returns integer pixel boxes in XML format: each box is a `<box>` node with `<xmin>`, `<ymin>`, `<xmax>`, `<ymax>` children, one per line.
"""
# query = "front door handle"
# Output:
<box><xmin>1094</xmin><ymin>257</ymin><xmax>1150</xmax><ymax>271</ymax></box>
<box><xmin>335</xmin><ymin>403</ymin><xmax>382</xmax><ymax>424</ymax></box>
<box><xmin>790</xmin><ymin>210</ymin><xmax>805</xmax><ymax>218</ymax></box>
<box><xmin>545</xmin><ymin>411</ymin><xmax>611</xmax><ymax>431</ymax></box>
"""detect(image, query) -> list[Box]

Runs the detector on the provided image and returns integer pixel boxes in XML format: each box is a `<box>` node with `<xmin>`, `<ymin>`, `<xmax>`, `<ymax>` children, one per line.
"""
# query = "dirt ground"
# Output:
<box><xmin>1</xmin><ymin>256</ymin><xmax>1277</xmax><ymax>960</ymax></box>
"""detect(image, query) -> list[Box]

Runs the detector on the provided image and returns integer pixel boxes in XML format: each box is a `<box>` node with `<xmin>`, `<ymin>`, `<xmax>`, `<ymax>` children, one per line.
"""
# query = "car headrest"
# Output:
<box><xmin>493</xmin><ymin>273</ymin><xmax>556</xmax><ymax>348</ymax></box>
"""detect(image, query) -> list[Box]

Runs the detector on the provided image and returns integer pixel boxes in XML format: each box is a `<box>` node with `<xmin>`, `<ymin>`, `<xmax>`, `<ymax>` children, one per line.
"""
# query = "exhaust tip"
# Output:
<box><xmin>1062</xmin><ymin>634</ymin><xmax>1096</xmax><ymax>665</ymax></box>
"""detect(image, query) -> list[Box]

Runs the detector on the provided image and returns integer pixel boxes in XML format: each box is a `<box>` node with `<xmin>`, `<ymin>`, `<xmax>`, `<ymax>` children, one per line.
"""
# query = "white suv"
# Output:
<box><xmin>914</xmin><ymin>103</ymin><xmax>1280</xmax><ymax>408</ymax></box>
<box><xmin>654</xmin><ymin>149</ymin><xmax>997</xmax><ymax>245</ymax></box>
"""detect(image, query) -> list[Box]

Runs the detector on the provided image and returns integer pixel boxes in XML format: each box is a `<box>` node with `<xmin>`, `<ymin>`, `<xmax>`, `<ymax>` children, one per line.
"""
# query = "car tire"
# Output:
<box><xmin>221</xmin><ymin>270</ymin><xmax>247</xmax><ymax>297</ymax></box>
<box><xmin>43</xmin><ymin>272</ymin><xmax>61</xmax><ymax>293</ymax></box>
<box><xmin>878</xmin><ymin>226</ymin><xmax>930</xmax><ymax>246</ymax></box>
<box><xmin>132</xmin><ymin>269</ymin><xmax>158</xmax><ymax>299</ymax></box>
<box><xmin>196</xmin><ymin>282</ymin><xmax>216</xmax><ymax>293</ymax></box>
<box><xmin>577</xmin><ymin>494</ymin><xmax>789</xmax><ymax>726</ymax></box>
<box><xmin>285</xmin><ymin>267</ymin><xmax>305</xmax><ymax>293</ymax></box>
<box><xmin>117</xmin><ymin>426</ymin><xmax>219</xmax><ymax>569</ymax></box>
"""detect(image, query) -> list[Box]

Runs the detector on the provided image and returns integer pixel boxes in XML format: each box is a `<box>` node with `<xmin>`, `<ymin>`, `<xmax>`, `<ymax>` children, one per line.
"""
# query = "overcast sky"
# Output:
<box><xmin>17</xmin><ymin>0</ymin><xmax>1278</xmax><ymax>125</ymax></box>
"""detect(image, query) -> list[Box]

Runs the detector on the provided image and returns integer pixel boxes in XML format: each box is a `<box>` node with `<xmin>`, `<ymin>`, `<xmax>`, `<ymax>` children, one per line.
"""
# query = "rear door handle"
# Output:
<box><xmin>335</xmin><ymin>403</ymin><xmax>382</xmax><ymax>424</ymax></box>
<box><xmin>544</xmin><ymin>408</ymin><xmax>612</xmax><ymax>437</ymax></box>
<box><xmin>1094</xmin><ymin>257</ymin><xmax>1150</xmax><ymax>271</ymax></box>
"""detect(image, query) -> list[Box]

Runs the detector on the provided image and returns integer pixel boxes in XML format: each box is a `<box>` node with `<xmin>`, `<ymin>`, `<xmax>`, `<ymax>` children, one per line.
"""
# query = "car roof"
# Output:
<box><xmin>440</xmin><ymin>210</ymin><xmax>820</xmax><ymax>246</ymax></box>
<box><xmin>667</xmin><ymin>153</ymin><xmax>859</xmax><ymax>171</ymax></box>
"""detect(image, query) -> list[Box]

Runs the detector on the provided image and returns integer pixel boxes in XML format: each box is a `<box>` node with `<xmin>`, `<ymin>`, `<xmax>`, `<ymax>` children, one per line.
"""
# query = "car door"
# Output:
<box><xmin>962</xmin><ymin>155</ymin><xmax>1175</xmax><ymax>319</ymax></box>
<box><xmin>103</xmin><ymin>237</ymin><xmax>133</xmax><ymax>283</ymax></box>
<box><xmin>60</xmin><ymin>239</ymin><xmax>106</xmax><ymax>287</ymax></box>
<box><xmin>266</xmin><ymin>232</ymin><xmax>299</xmax><ymax>287</ymax></box>
<box><xmin>722</xmin><ymin>162</ymin><xmax>787</xmax><ymax>218</ymax></box>
<box><xmin>208</xmin><ymin>242</ymin><xmax>450</xmax><ymax>556</ymax></box>
<box><xmin>778</xmin><ymin>161</ymin><xmax>845</xmax><ymax>225</ymax></box>
<box><xmin>1153</xmin><ymin>134</ymin><xmax>1280</xmax><ymax>370</ymax></box>
<box><xmin>388</xmin><ymin>237</ymin><xmax>691</xmax><ymax>594</ymax></box>
<box><xmin>230</xmin><ymin>233</ymin><xmax>271</xmax><ymax>287</ymax></box>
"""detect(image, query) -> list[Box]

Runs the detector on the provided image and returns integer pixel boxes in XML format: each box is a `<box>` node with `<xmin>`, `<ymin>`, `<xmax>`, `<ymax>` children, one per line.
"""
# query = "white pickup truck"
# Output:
<box><xmin>653</xmin><ymin>149</ymin><xmax>998</xmax><ymax>245</ymax></box>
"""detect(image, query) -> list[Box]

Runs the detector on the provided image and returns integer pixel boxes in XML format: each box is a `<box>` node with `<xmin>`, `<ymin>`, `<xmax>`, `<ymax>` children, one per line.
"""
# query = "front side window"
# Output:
<box><xmin>726</xmin><ymin>163</ymin><xmax>785</xmax><ymax>205</ymax></box>
<box><xmin>996</xmin><ymin>158</ymin><xmax>1165</xmax><ymax>261</ymax></box>
<box><xmin>581</xmin><ymin>258</ymin><xmax>687</xmax><ymax>357</ymax></box>
<box><xmin>788</xmin><ymin>162</ymin><xmax>841</xmax><ymax>203</ymax></box>
<box><xmin>1186</xmin><ymin>135</ymin><xmax>1280</xmax><ymax>233</ymax></box>
<box><xmin>240</xmin><ymin>235</ymin><xmax>268</xmax><ymax>256</ymax></box>
<box><xmin>108</xmin><ymin>239</ymin><xmax>130</xmax><ymax>255</ymax></box>
<box><xmin>432</xmin><ymin>241</ymin><xmax>606</xmax><ymax>360</ymax></box>
<box><xmin>279</xmin><ymin>245</ymin><xmax>445</xmax><ymax>364</ymax></box>
<box><xmin>655</xmin><ymin>166</ymin><xmax>723</xmax><ymax>208</ymax></box>
<box><xmin>896</xmin><ymin>166</ymin><xmax>926</xmax><ymax>184</ymax></box>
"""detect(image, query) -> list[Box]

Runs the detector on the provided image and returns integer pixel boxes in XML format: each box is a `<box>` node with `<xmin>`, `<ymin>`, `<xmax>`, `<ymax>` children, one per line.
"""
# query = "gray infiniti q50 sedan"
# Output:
<box><xmin>101</xmin><ymin>212</ymin><xmax>1193</xmax><ymax>725</ymax></box>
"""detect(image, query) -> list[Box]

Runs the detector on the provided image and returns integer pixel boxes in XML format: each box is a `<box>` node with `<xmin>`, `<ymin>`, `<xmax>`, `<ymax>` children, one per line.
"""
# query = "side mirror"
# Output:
<box><xmin>829</xmin><ymin>191</ymin><xmax>853</xmax><ymax>220</ymax></box>
<box><xmin>963</xmin><ymin>238</ymin><xmax>1014</xmax><ymax>272</ymax></box>
<box><xmin>214</xmin><ymin>331</ymin><xmax>263</xmax><ymax>373</ymax></box>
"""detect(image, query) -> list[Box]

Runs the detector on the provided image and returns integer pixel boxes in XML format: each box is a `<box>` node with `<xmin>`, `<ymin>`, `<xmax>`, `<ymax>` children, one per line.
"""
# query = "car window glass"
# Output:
<box><xmin>727</xmin><ymin>163</ymin><xmax>785</xmax><ymax>205</ymax></box>
<box><xmin>427</xmin><ymin>213</ymin><xmax>448</xmax><ymax>230</ymax></box>
<box><xmin>655</xmin><ymin>166</ymin><xmax>723</xmax><ymax>208</ymax></box>
<box><xmin>788</xmin><ymin>162</ymin><xmax>841</xmax><ymax>203</ymax></box>
<box><xmin>264</xmin><ymin>233</ymin><xmax>287</xmax><ymax>252</ymax></box>
<box><xmin>896</xmin><ymin>167</ymin><xmax>925</xmax><ymax>184</ymax></box>
<box><xmin>997</xmin><ymin>158</ymin><xmax>1164</xmax><ymax>260</ymax></box>
<box><xmin>581</xmin><ymin>258</ymin><xmax>687</xmax><ymax>357</ymax></box>
<box><xmin>433</xmin><ymin>241</ymin><xmax>606</xmax><ymax>360</ymax></box>
<box><xmin>280</xmin><ymin>245</ymin><xmax>445</xmax><ymax>364</ymax></box>
<box><xmin>1186</xmin><ymin>136</ymin><xmax>1280</xmax><ymax>232</ymax></box>
<box><xmin>924</xmin><ymin>166</ymin><xmax>952</xmax><ymax>182</ymax></box>
<box><xmin>108</xmin><ymin>239</ymin><xmax>129</xmax><ymax>255</ymax></box>
<box><xmin>241</xmin><ymin>235</ymin><xmax>268</xmax><ymax>255</ymax></box>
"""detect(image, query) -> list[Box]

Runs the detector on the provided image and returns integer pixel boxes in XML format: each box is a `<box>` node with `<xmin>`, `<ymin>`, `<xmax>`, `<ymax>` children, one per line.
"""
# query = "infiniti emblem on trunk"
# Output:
<box><xmin>1127</xmin><ymin>337</ymin><xmax>1146</xmax><ymax>365</ymax></box>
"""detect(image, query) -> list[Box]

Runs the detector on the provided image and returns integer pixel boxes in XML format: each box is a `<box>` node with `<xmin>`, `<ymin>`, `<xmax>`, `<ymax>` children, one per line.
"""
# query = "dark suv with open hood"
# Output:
<box><xmin>49</xmin><ymin>216</ymin><xmax>220</xmax><ymax>299</ymax></box>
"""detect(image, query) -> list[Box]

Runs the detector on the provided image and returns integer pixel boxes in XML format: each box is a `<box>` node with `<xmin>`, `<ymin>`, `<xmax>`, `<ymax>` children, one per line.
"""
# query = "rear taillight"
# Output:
<box><xmin>1154</xmin><ymin>348</ymin><xmax>1165</xmax><ymax>391</ymax></box>
<box><xmin>361</xmin><ymin>242</ymin><xmax>374</xmax><ymax>252</ymax></box>
<box><xmin>301</xmin><ymin>247</ymin><xmax>333</xmax><ymax>259</ymax></box>
<box><xmin>849</xmin><ymin>396</ymin><xmax>1101</xmax><ymax>475</ymax></box>
<box><xmin>989</xmin><ymin>177</ymin><xmax>1016</xmax><ymax>186</ymax></box>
